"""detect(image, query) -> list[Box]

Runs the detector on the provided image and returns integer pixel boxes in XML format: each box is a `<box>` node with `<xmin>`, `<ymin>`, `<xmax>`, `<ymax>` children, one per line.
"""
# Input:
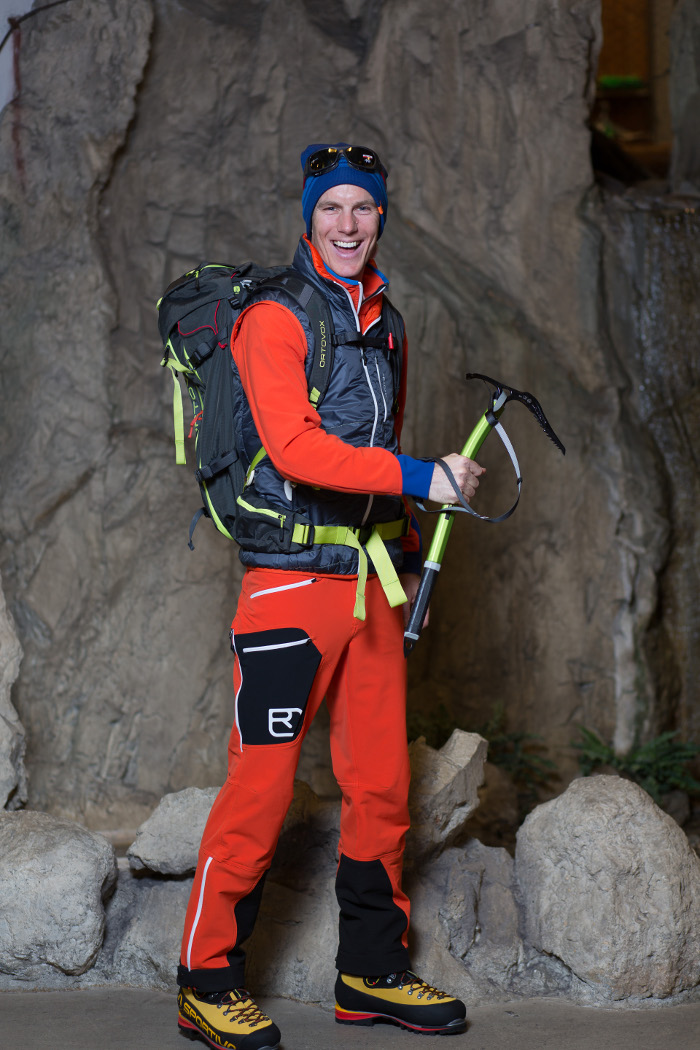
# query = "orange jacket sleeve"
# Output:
<box><xmin>231</xmin><ymin>301</ymin><xmax>404</xmax><ymax>496</ymax></box>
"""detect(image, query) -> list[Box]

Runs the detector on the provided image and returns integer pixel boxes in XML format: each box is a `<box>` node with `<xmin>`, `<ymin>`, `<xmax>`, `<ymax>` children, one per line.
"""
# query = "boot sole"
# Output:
<box><xmin>335</xmin><ymin>1007</ymin><xmax>466</xmax><ymax>1036</ymax></box>
<box><xmin>178</xmin><ymin>1014</ymin><xmax>280</xmax><ymax>1050</ymax></box>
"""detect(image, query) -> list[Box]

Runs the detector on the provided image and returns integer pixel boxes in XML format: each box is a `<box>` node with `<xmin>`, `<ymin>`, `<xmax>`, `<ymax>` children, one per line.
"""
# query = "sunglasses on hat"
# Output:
<box><xmin>303</xmin><ymin>145</ymin><xmax>387</xmax><ymax>179</ymax></box>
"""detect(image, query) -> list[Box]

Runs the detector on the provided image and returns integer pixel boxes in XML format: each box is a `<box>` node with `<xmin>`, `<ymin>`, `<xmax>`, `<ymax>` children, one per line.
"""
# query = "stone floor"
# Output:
<box><xmin>1</xmin><ymin>988</ymin><xmax>699</xmax><ymax>1049</ymax></box>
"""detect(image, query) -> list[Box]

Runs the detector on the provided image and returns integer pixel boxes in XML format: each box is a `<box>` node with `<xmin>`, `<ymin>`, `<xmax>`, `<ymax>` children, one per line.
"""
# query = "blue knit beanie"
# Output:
<box><xmin>300</xmin><ymin>142</ymin><xmax>388</xmax><ymax>237</ymax></box>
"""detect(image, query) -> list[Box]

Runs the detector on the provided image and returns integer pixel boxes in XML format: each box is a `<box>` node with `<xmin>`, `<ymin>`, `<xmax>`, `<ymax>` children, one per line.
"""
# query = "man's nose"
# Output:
<box><xmin>337</xmin><ymin>208</ymin><xmax>357</xmax><ymax>232</ymax></box>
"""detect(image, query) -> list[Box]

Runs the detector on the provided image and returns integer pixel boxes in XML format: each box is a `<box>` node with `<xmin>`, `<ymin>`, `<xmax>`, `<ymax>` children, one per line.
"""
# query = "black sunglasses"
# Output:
<box><xmin>304</xmin><ymin>145</ymin><xmax>387</xmax><ymax>180</ymax></box>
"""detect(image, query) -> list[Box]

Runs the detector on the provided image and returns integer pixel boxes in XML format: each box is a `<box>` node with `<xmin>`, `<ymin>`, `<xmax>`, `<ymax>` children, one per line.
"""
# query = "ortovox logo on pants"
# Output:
<box><xmin>232</xmin><ymin>627</ymin><xmax>321</xmax><ymax>745</ymax></box>
<box><xmin>268</xmin><ymin>708</ymin><xmax>303</xmax><ymax>737</ymax></box>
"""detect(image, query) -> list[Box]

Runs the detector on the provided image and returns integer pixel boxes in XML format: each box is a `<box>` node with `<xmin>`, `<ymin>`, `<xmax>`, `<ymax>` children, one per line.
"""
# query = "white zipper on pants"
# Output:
<box><xmin>250</xmin><ymin>578</ymin><xmax>317</xmax><ymax>599</ymax></box>
<box><xmin>241</xmin><ymin>638</ymin><xmax>308</xmax><ymax>653</ymax></box>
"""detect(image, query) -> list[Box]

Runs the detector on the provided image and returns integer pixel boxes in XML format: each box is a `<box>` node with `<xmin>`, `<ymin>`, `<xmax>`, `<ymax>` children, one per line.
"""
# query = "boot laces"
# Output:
<box><xmin>219</xmin><ymin>990</ymin><xmax>269</xmax><ymax>1028</ymax></box>
<box><xmin>397</xmin><ymin>970</ymin><xmax>448</xmax><ymax>1001</ymax></box>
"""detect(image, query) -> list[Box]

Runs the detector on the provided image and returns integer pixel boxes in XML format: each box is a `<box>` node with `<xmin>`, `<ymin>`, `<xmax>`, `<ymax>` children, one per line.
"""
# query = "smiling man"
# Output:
<box><xmin>175</xmin><ymin>143</ymin><xmax>482</xmax><ymax>1050</ymax></box>
<box><xmin>310</xmin><ymin>182</ymin><xmax>380</xmax><ymax>277</ymax></box>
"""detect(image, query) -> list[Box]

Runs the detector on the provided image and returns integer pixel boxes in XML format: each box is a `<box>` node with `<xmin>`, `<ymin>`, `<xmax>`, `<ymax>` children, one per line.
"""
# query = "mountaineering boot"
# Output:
<box><xmin>335</xmin><ymin>970</ymin><xmax>467</xmax><ymax>1035</ymax></box>
<box><xmin>177</xmin><ymin>987</ymin><xmax>281</xmax><ymax>1050</ymax></box>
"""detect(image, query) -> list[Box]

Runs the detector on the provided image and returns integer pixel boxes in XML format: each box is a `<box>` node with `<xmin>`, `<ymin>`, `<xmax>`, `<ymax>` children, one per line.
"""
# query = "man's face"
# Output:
<box><xmin>310</xmin><ymin>183</ymin><xmax>381</xmax><ymax>281</ymax></box>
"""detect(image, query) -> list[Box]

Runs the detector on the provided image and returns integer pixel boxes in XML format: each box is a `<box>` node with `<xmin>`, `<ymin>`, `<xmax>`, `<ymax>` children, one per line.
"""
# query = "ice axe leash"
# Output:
<box><xmin>403</xmin><ymin>373</ymin><xmax>566</xmax><ymax>657</ymax></box>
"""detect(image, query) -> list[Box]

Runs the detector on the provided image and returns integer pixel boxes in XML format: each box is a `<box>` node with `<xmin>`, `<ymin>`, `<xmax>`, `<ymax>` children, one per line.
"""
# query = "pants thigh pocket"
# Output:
<box><xmin>232</xmin><ymin>627</ymin><xmax>321</xmax><ymax>745</ymax></box>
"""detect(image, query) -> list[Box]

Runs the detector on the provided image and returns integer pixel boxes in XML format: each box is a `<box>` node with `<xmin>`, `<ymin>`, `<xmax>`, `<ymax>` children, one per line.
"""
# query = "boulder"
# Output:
<box><xmin>515</xmin><ymin>775</ymin><xmax>700</xmax><ymax>1001</ymax></box>
<box><xmin>0</xmin><ymin>572</ymin><xmax>27</xmax><ymax>809</ymax></box>
<box><xmin>120</xmin><ymin>781</ymin><xmax>341</xmax><ymax>996</ymax></box>
<box><xmin>409</xmin><ymin>839</ymin><xmax>523</xmax><ymax>1001</ymax></box>
<box><xmin>126</xmin><ymin>780</ymin><xmax>340</xmax><ymax>878</ymax></box>
<box><xmin>406</xmin><ymin>730</ymin><xmax>487</xmax><ymax>864</ymax></box>
<box><xmin>0</xmin><ymin>811</ymin><xmax>117</xmax><ymax>980</ymax></box>
<box><xmin>127</xmin><ymin>786</ymin><xmax>219</xmax><ymax>875</ymax></box>
<box><xmin>107</xmin><ymin>871</ymin><xmax>193</xmax><ymax>991</ymax></box>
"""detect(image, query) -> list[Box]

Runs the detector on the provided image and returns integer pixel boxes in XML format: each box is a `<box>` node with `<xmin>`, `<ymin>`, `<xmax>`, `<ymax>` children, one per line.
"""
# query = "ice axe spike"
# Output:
<box><xmin>403</xmin><ymin>373</ymin><xmax>565</xmax><ymax>656</ymax></box>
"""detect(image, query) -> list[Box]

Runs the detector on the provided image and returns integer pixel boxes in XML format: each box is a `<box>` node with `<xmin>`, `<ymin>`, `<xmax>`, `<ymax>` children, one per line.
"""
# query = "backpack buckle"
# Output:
<box><xmin>291</xmin><ymin>522</ymin><xmax>315</xmax><ymax>547</ymax></box>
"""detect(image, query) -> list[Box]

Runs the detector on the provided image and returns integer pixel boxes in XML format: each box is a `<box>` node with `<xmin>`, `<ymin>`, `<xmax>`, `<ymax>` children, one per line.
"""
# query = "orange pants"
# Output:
<box><xmin>178</xmin><ymin>568</ymin><xmax>411</xmax><ymax>993</ymax></box>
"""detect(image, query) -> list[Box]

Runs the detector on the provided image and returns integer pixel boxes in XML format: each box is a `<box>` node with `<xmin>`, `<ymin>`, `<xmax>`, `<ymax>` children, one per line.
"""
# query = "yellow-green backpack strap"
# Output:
<box><xmin>245</xmin><ymin>446</ymin><xmax>268</xmax><ymax>485</ymax></box>
<box><xmin>310</xmin><ymin>525</ymin><xmax>369</xmax><ymax>621</ymax></box>
<box><xmin>365</xmin><ymin>528</ymin><xmax>408</xmax><ymax>609</ymax></box>
<box><xmin>161</xmin><ymin>352</ymin><xmax>187</xmax><ymax>465</ymax></box>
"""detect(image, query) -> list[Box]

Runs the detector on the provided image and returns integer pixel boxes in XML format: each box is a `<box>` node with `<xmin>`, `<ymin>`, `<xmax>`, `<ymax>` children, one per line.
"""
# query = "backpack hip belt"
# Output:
<box><xmin>291</xmin><ymin>518</ymin><xmax>410</xmax><ymax>620</ymax></box>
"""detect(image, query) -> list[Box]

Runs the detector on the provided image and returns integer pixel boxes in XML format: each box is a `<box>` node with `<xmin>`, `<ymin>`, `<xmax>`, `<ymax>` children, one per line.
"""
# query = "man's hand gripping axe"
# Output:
<box><xmin>403</xmin><ymin>373</ymin><xmax>565</xmax><ymax>656</ymax></box>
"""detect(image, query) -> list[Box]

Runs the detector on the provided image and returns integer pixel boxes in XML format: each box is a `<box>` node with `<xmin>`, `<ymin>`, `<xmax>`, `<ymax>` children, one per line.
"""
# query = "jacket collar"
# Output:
<box><xmin>294</xmin><ymin>235</ymin><xmax>387</xmax><ymax>311</ymax></box>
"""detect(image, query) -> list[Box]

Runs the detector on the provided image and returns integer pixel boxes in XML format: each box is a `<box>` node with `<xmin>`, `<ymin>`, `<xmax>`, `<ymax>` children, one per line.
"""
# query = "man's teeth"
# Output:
<box><xmin>334</xmin><ymin>240</ymin><xmax>359</xmax><ymax>249</ymax></box>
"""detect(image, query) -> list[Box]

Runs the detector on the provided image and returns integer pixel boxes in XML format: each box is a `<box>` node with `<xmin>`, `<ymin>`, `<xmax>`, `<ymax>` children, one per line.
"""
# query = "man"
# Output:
<box><xmin>176</xmin><ymin>143</ymin><xmax>484</xmax><ymax>1050</ymax></box>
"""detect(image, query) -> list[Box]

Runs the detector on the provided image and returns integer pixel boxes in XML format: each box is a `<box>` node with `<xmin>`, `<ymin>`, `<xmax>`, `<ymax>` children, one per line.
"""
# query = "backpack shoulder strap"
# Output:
<box><xmin>252</xmin><ymin>270</ymin><xmax>335</xmax><ymax>409</ymax></box>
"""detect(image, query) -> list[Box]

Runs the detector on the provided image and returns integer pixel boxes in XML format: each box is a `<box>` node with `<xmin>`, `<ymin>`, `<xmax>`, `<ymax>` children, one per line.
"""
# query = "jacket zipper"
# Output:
<box><xmin>360</xmin><ymin>346</ymin><xmax>380</xmax><ymax>527</ymax></box>
<box><xmin>337</xmin><ymin>285</ymin><xmax>383</xmax><ymax>528</ymax></box>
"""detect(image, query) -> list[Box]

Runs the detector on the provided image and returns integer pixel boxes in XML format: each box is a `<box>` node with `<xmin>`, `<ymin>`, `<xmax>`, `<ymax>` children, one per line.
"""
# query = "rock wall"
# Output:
<box><xmin>0</xmin><ymin>0</ymin><xmax>237</xmax><ymax>828</ymax></box>
<box><xmin>591</xmin><ymin>187</ymin><xmax>700</xmax><ymax>749</ymax></box>
<box><xmin>670</xmin><ymin>0</ymin><xmax>700</xmax><ymax>192</ymax></box>
<box><xmin>0</xmin><ymin>571</ymin><xmax>26</xmax><ymax>809</ymax></box>
<box><xmin>0</xmin><ymin>0</ymin><xmax>696</xmax><ymax>825</ymax></box>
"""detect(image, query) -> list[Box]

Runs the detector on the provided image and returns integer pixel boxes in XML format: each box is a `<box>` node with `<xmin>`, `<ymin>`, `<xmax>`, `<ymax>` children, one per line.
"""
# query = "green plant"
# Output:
<box><xmin>572</xmin><ymin>727</ymin><xmax>700</xmax><ymax>804</ymax></box>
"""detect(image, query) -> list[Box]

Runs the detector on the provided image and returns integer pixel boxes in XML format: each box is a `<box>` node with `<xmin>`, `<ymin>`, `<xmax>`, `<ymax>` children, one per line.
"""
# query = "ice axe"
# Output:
<box><xmin>403</xmin><ymin>373</ymin><xmax>565</xmax><ymax>656</ymax></box>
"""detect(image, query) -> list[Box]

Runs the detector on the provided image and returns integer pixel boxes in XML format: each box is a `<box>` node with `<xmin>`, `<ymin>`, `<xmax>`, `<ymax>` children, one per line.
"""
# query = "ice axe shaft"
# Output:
<box><xmin>403</xmin><ymin>374</ymin><xmax>564</xmax><ymax>657</ymax></box>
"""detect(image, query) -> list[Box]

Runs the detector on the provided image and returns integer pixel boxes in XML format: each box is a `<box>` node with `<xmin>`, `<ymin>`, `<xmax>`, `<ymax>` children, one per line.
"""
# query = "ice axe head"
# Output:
<box><xmin>465</xmin><ymin>373</ymin><xmax>566</xmax><ymax>455</ymax></box>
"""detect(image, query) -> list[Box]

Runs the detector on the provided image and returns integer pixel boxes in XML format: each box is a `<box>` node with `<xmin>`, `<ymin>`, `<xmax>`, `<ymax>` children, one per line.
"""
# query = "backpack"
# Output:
<box><xmin>157</xmin><ymin>262</ymin><xmax>336</xmax><ymax>549</ymax></box>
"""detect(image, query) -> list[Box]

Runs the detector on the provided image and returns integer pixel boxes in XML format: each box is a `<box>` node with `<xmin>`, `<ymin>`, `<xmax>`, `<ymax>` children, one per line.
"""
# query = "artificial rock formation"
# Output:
<box><xmin>0</xmin><ymin>811</ymin><xmax>117</xmax><ymax>981</ymax></box>
<box><xmin>127</xmin><ymin>785</ymin><xmax>218</xmax><ymax>875</ymax></box>
<box><xmin>0</xmin><ymin>572</ymin><xmax>26</xmax><ymax>809</ymax></box>
<box><xmin>0</xmin><ymin>731</ymin><xmax>490</xmax><ymax>995</ymax></box>
<box><xmin>0</xmin><ymin>2</ymin><xmax>697</xmax><ymax>869</ymax></box>
<box><xmin>1</xmin><ymin>757</ymin><xmax>699</xmax><ymax>1006</ymax></box>
<box><xmin>0</xmin><ymin>0</ymin><xmax>675</xmax><ymax>829</ymax></box>
<box><xmin>516</xmin><ymin>775</ymin><xmax>700</xmax><ymax>1002</ymax></box>
<box><xmin>406</xmin><ymin>730</ymin><xmax>487</xmax><ymax>863</ymax></box>
<box><xmin>670</xmin><ymin>0</ymin><xmax>700</xmax><ymax>192</ymax></box>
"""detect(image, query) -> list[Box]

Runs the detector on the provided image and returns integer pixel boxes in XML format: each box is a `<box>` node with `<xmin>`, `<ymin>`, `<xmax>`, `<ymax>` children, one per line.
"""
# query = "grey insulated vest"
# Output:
<box><xmin>232</xmin><ymin>237</ymin><xmax>408</xmax><ymax>577</ymax></box>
